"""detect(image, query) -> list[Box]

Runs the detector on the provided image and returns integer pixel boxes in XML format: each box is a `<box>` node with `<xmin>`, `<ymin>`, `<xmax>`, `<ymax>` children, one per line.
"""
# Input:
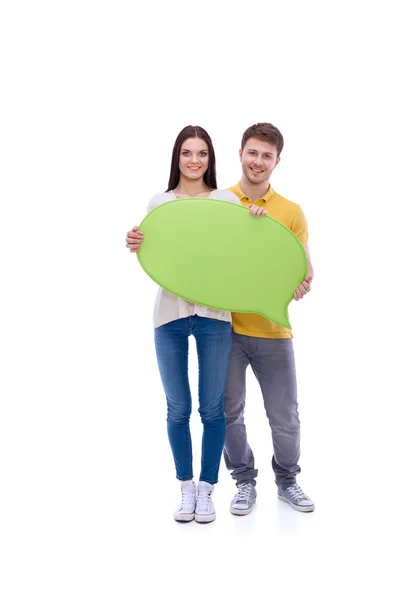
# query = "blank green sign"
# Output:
<box><xmin>137</xmin><ymin>198</ymin><xmax>308</xmax><ymax>329</ymax></box>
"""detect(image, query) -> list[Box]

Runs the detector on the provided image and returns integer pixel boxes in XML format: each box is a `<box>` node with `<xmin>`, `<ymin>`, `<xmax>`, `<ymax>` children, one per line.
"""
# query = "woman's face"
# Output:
<box><xmin>178</xmin><ymin>137</ymin><xmax>209</xmax><ymax>180</ymax></box>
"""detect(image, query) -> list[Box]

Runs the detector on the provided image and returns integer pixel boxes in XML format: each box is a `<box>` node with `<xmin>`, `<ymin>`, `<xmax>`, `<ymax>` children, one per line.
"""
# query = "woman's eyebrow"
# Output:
<box><xmin>181</xmin><ymin>147</ymin><xmax>208</xmax><ymax>152</ymax></box>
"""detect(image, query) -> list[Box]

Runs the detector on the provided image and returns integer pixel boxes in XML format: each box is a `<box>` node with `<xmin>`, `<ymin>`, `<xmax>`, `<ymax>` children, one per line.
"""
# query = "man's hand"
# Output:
<box><xmin>126</xmin><ymin>226</ymin><xmax>144</xmax><ymax>253</ymax></box>
<box><xmin>249</xmin><ymin>204</ymin><xmax>268</xmax><ymax>218</ymax></box>
<box><xmin>294</xmin><ymin>275</ymin><xmax>313</xmax><ymax>301</ymax></box>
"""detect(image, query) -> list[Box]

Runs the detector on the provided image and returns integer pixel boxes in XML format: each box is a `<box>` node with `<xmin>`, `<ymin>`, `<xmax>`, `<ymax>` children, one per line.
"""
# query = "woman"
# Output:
<box><xmin>126</xmin><ymin>125</ymin><xmax>266</xmax><ymax>523</ymax></box>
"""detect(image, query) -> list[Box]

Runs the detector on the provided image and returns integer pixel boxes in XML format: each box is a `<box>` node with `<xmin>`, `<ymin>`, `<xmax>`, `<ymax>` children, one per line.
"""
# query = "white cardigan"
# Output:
<box><xmin>146</xmin><ymin>189</ymin><xmax>240</xmax><ymax>329</ymax></box>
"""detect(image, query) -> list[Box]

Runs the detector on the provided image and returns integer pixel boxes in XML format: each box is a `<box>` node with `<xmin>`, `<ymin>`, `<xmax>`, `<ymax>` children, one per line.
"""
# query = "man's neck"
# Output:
<box><xmin>240</xmin><ymin>176</ymin><xmax>270</xmax><ymax>202</ymax></box>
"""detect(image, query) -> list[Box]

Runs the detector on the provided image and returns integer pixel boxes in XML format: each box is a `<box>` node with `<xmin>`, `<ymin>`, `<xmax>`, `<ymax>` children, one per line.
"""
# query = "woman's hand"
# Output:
<box><xmin>126</xmin><ymin>226</ymin><xmax>144</xmax><ymax>253</ymax></box>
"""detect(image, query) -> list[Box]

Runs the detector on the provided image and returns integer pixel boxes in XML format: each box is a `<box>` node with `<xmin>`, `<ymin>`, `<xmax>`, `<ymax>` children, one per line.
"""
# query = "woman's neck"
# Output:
<box><xmin>173</xmin><ymin>177</ymin><xmax>211</xmax><ymax>197</ymax></box>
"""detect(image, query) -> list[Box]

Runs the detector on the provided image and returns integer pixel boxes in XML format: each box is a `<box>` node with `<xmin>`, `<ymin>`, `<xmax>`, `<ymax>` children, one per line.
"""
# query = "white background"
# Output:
<box><xmin>1</xmin><ymin>1</ymin><xmax>399</xmax><ymax>598</ymax></box>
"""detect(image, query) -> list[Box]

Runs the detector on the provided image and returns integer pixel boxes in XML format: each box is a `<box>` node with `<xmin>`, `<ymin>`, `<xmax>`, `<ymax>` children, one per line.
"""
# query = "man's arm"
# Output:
<box><xmin>294</xmin><ymin>245</ymin><xmax>313</xmax><ymax>301</ymax></box>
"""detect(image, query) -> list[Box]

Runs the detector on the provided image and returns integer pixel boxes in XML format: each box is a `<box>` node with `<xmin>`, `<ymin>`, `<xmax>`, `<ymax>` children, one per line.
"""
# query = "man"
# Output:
<box><xmin>226</xmin><ymin>122</ymin><xmax>314</xmax><ymax>515</ymax></box>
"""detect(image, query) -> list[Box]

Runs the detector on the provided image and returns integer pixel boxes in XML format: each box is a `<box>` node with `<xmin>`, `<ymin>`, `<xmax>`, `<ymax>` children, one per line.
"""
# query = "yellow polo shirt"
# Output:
<box><xmin>229</xmin><ymin>182</ymin><xmax>309</xmax><ymax>339</ymax></box>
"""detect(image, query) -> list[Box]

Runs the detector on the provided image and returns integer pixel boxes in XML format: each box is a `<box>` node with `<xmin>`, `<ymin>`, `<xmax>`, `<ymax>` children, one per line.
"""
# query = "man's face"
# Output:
<box><xmin>240</xmin><ymin>137</ymin><xmax>280</xmax><ymax>185</ymax></box>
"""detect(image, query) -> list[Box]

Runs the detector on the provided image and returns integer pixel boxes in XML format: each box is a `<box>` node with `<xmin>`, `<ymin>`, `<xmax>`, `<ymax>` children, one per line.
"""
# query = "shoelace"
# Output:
<box><xmin>179</xmin><ymin>490</ymin><xmax>196</xmax><ymax>511</ymax></box>
<box><xmin>236</xmin><ymin>483</ymin><xmax>253</xmax><ymax>502</ymax></box>
<box><xmin>286</xmin><ymin>484</ymin><xmax>308</xmax><ymax>501</ymax></box>
<box><xmin>196</xmin><ymin>492</ymin><xmax>213</xmax><ymax>513</ymax></box>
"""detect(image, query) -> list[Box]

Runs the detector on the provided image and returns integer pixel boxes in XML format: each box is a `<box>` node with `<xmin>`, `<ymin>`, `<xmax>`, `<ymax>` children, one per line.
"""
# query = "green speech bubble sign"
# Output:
<box><xmin>137</xmin><ymin>198</ymin><xmax>308</xmax><ymax>329</ymax></box>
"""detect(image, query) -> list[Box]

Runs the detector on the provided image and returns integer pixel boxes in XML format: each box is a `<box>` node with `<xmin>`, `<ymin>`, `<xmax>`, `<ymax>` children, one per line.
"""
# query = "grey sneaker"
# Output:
<box><xmin>230</xmin><ymin>482</ymin><xmax>257</xmax><ymax>516</ymax></box>
<box><xmin>277</xmin><ymin>483</ymin><xmax>315</xmax><ymax>512</ymax></box>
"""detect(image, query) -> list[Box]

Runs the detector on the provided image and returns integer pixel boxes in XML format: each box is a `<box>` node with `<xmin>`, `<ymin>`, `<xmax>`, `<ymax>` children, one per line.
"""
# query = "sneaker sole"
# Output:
<box><xmin>278</xmin><ymin>494</ymin><xmax>315</xmax><ymax>512</ymax></box>
<box><xmin>230</xmin><ymin>500</ymin><xmax>256</xmax><ymax>516</ymax></box>
<box><xmin>174</xmin><ymin>513</ymin><xmax>195</xmax><ymax>522</ymax></box>
<box><xmin>194</xmin><ymin>513</ymin><xmax>216</xmax><ymax>523</ymax></box>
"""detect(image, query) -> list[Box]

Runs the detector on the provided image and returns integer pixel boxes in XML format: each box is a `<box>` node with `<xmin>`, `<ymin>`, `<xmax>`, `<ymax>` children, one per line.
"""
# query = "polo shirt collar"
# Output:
<box><xmin>231</xmin><ymin>181</ymin><xmax>275</xmax><ymax>203</ymax></box>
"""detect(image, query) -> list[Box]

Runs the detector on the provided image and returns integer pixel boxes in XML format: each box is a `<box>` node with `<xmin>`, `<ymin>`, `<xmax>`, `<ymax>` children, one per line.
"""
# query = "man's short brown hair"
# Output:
<box><xmin>241</xmin><ymin>123</ymin><xmax>284</xmax><ymax>157</ymax></box>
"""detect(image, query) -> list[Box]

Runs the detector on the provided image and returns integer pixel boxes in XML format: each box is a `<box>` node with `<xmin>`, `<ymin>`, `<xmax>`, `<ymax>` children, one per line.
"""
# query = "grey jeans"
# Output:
<box><xmin>223</xmin><ymin>333</ymin><xmax>301</xmax><ymax>488</ymax></box>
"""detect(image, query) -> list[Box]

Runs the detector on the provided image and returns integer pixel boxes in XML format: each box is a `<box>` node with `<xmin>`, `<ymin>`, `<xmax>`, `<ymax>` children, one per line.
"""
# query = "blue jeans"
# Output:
<box><xmin>154</xmin><ymin>316</ymin><xmax>232</xmax><ymax>484</ymax></box>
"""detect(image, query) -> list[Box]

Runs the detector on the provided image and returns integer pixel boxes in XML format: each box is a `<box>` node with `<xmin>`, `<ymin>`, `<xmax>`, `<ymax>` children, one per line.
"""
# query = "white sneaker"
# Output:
<box><xmin>174</xmin><ymin>480</ymin><xmax>196</xmax><ymax>522</ymax></box>
<box><xmin>195</xmin><ymin>481</ymin><xmax>215</xmax><ymax>523</ymax></box>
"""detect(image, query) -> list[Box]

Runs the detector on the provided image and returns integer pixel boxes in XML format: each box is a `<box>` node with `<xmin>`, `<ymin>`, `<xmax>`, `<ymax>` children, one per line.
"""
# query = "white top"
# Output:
<box><xmin>147</xmin><ymin>189</ymin><xmax>240</xmax><ymax>328</ymax></box>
